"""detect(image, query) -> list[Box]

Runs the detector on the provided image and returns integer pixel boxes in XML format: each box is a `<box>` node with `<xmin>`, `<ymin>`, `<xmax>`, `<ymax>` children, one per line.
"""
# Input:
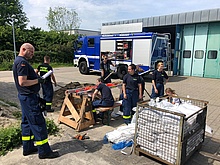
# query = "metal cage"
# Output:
<box><xmin>134</xmin><ymin>96</ymin><xmax>208</xmax><ymax>165</ymax></box>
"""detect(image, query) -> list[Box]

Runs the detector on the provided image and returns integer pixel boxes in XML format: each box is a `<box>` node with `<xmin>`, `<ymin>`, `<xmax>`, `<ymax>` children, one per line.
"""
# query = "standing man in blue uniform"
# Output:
<box><xmin>100</xmin><ymin>54</ymin><xmax>115</xmax><ymax>83</ymax></box>
<box><xmin>151</xmin><ymin>62</ymin><xmax>169</xmax><ymax>98</ymax></box>
<box><xmin>36</xmin><ymin>56</ymin><xmax>57</xmax><ymax>112</ymax></box>
<box><xmin>13</xmin><ymin>43</ymin><xmax>59</xmax><ymax>159</ymax></box>
<box><xmin>122</xmin><ymin>64</ymin><xmax>142</xmax><ymax>124</ymax></box>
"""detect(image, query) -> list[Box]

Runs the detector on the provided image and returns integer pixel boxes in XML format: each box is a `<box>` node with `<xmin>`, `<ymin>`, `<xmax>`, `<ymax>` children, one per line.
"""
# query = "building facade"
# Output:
<box><xmin>101</xmin><ymin>8</ymin><xmax>220</xmax><ymax>78</ymax></box>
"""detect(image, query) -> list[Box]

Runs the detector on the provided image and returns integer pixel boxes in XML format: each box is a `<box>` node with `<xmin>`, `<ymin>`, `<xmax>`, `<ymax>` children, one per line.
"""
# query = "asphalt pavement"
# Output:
<box><xmin>0</xmin><ymin>67</ymin><xmax>220</xmax><ymax>165</ymax></box>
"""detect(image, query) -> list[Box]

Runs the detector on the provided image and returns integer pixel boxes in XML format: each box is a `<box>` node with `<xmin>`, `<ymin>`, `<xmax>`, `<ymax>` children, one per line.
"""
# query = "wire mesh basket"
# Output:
<box><xmin>134</xmin><ymin>96</ymin><xmax>208</xmax><ymax>165</ymax></box>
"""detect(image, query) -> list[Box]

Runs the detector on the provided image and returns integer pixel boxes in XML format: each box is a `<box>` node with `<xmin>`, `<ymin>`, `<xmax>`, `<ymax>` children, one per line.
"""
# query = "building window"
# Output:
<box><xmin>183</xmin><ymin>50</ymin><xmax>191</xmax><ymax>58</ymax></box>
<box><xmin>194</xmin><ymin>50</ymin><xmax>204</xmax><ymax>59</ymax></box>
<box><xmin>208</xmin><ymin>50</ymin><xmax>217</xmax><ymax>59</ymax></box>
<box><xmin>88</xmin><ymin>38</ymin><xmax>94</xmax><ymax>47</ymax></box>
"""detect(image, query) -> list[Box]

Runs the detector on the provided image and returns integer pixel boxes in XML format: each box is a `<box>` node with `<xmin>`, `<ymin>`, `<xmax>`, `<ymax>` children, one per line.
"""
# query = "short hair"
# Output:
<box><xmin>165</xmin><ymin>88</ymin><xmax>176</xmax><ymax>94</ymax></box>
<box><xmin>157</xmin><ymin>62</ymin><xmax>163</xmax><ymax>68</ymax></box>
<box><xmin>44</xmin><ymin>56</ymin><xmax>50</xmax><ymax>61</ymax></box>
<box><xmin>129</xmin><ymin>64</ymin><xmax>136</xmax><ymax>70</ymax></box>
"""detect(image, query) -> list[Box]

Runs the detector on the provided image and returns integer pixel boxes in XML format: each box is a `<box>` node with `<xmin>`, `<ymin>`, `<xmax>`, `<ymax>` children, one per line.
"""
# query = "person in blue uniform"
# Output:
<box><xmin>92</xmin><ymin>78</ymin><xmax>114</xmax><ymax>121</ymax></box>
<box><xmin>122</xmin><ymin>64</ymin><xmax>142</xmax><ymax>124</ymax></box>
<box><xmin>100</xmin><ymin>54</ymin><xmax>115</xmax><ymax>83</ymax></box>
<box><xmin>12</xmin><ymin>43</ymin><xmax>59</xmax><ymax>159</ymax></box>
<box><xmin>151</xmin><ymin>62</ymin><xmax>169</xmax><ymax>98</ymax></box>
<box><xmin>36</xmin><ymin>56</ymin><xmax>57</xmax><ymax>112</ymax></box>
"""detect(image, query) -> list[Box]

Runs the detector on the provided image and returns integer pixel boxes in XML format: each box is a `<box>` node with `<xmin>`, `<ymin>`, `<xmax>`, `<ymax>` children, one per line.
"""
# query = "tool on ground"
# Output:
<box><xmin>74</xmin><ymin>133</ymin><xmax>89</xmax><ymax>140</ymax></box>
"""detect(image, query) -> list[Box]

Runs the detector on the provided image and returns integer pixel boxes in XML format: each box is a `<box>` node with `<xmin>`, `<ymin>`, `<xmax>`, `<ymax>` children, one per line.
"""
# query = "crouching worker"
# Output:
<box><xmin>92</xmin><ymin>78</ymin><xmax>114</xmax><ymax>122</ymax></box>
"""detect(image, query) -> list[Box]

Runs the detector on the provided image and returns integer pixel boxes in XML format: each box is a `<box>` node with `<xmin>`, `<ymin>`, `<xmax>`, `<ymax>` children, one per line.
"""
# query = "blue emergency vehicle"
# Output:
<box><xmin>74</xmin><ymin>32</ymin><xmax>170</xmax><ymax>79</ymax></box>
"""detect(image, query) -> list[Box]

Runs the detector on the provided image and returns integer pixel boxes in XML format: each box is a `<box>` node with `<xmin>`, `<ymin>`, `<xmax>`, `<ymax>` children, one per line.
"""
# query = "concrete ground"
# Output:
<box><xmin>0</xmin><ymin>67</ymin><xmax>220</xmax><ymax>165</ymax></box>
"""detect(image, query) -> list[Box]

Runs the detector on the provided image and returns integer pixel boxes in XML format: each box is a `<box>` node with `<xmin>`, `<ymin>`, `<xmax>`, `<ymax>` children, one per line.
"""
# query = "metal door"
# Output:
<box><xmin>180</xmin><ymin>25</ymin><xmax>195</xmax><ymax>76</ymax></box>
<box><xmin>204</xmin><ymin>22</ymin><xmax>220</xmax><ymax>78</ymax></box>
<box><xmin>191</xmin><ymin>24</ymin><xmax>208</xmax><ymax>77</ymax></box>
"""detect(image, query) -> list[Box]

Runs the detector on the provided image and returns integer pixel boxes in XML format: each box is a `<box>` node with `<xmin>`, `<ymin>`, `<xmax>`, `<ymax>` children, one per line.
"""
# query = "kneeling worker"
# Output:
<box><xmin>92</xmin><ymin>78</ymin><xmax>114</xmax><ymax>121</ymax></box>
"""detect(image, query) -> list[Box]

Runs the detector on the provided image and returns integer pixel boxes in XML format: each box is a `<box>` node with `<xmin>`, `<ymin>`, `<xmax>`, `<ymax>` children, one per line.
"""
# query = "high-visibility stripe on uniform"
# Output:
<box><xmin>39</xmin><ymin>67</ymin><xmax>49</xmax><ymax>72</ymax></box>
<box><xmin>22</xmin><ymin>135</ymin><xmax>34</xmax><ymax>141</ymax></box>
<box><xmin>36</xmin><ymin>138</ymin><xmax>48</xmax><ymax>146</ymax></box>
<box><xmin>123</xmin><ymin>115</ymin><xmax>131</xmax><ymax>119</ymax></box>
<box><xmin>46</xmin><ymin>102</ymin><xmax>52</xmax><ymax>106</ymax></box>
<box><xmin>92</xmin><ymin>109</ymin><xmax>96</xmax><ymax>112</ymax></box>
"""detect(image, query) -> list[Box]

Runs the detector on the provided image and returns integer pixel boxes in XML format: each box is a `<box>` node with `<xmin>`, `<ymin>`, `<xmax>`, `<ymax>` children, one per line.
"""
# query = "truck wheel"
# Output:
<box><xmin>79</xmin><ymin>61</ymin><xmax>89</xmax><ymax>74</ymax></box>
<box><xmin>117</xmin><ymin>65</ymin><xmax>127</xmax><ymax>79</ymax></box>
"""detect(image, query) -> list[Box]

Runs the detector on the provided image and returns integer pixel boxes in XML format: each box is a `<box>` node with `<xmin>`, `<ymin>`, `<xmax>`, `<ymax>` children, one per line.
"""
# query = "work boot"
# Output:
<box><xmin>23</xmin><ymin>146</ymin><xmax>38</xmax><ymax>156</ymax></box>
<box><xmin>93</xmin><ymin>112</ymin><xmax>98</xmax><ymax>122</ymax></box>
<box><xmin>39</xmin><ymin>151</ymin><xmax>60</xmax><ymax>159</ymax></box>
<box><xmin>124</xmin><ymin>119</ymin><xmax>131</xmax><ymax>125</ymax></box>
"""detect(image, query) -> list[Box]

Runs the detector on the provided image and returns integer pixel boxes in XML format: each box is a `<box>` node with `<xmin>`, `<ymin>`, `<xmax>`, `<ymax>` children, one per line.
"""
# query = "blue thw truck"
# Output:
<box><xmin>74</xmin><ymin>32</ymin><xmax>170</xmax><ymax>79</ymax></box>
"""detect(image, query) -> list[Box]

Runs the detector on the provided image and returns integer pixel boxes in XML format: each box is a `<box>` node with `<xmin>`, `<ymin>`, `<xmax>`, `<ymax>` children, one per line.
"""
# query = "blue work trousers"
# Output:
<box><xmin>92</xmin><ymin>99</ymin><xmax>114</xmax><ymax>108</ymax></box>
<box><xmin>42</xmin><ymin>82</ymin><xmax>53</xmax><ymax>110</ymax></box>
<box><xmin>123</xmin><ymin>89</ymin><xmax>139</xmax><ymax>123</ymax></box>
<box><xmin>151</xmin><ymin>83</ymin><xmax>164</xmax><ymax>98</ymax></box>
<box><xmin>18</xmin><ymin>93</ymin><xmax>52</xmax><ymax>155</ymax></box>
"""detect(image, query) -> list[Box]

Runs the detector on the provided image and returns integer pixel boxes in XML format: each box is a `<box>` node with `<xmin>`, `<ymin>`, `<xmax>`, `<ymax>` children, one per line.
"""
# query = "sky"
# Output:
<box><xmin>21</xmin><ymin>0</ymin><xmax>220</xmax><ymax>31</ymax></box>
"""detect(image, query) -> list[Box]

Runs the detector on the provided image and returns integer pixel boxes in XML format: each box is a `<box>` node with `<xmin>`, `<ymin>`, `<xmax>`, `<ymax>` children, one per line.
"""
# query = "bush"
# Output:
<box><xmin>0</xmin><ymin>118</ymin><xmax>59</xmax><ymax>156</ymax></box>
<box><xmin>0</xmin><ymin>125</ymin><xmax>21</xmax><ymax>155</ymax></box>
<box><xmin>0</xmin><ymin>61</ymin><xmax>13</xmax><ymax>71</ymax></box>
<box><xmin>0</xmin><ymin>50</ymin><xmax>15</xmax><ymax>63</ymax></box>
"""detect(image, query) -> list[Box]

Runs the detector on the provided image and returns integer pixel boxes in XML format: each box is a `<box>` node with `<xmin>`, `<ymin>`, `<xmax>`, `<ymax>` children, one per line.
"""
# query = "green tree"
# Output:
<box><xmin>0</xmin><ymin>0</ymin><xmax>29</xmax><ymax>29</ymax></box>
<box><xmin>46</xmin><ymin>6</ymin><xmax>81</xmax><ymax>31</ymax></box>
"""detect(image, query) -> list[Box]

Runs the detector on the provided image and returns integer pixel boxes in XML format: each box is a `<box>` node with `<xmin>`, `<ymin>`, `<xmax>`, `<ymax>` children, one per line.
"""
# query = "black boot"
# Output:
<box><xmin>39</xmin><ymin>151</ymin><xmax>60</xmax><ymax>159</ymax></box>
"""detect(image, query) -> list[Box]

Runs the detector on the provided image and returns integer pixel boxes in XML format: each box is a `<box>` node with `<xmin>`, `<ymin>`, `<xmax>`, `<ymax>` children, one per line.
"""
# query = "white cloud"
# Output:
<box><xmin>21</xmin><ymin>0</ymin><xmax>220</xmax><ymax>31</ymax></box>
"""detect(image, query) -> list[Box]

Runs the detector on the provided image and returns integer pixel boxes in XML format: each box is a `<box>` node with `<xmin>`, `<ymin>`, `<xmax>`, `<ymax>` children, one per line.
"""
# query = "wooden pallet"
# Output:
<box><xmin>58</xmin><ymin>92</ymin><xmax>95</xmax><ymax>132</ymax></box>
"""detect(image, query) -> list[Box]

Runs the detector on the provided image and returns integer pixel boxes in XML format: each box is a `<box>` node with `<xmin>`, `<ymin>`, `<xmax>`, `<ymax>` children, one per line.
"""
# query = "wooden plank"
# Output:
<box><xmin>64</xmin><ymin>97</ymin><xmax>80</xmax><ymax>122</ymax></box>
<box><xmin>84</xmin><ymin>111</ymin><xmax>93</xmax><ymax>120</ymax></box>
<box><xmin>58</xmin><ymin>116</ymin><xmax>78</xmax><ymax>129</ymax></box>
<box><xmin>77</xmin><ymin>120</ymin><xmax>95</xmax><ymax>131</ymax></box>
<box><xmin>199</xmin><ymin>151</ymin><xmax>220</xmax><ymax>161</ymax></box>
<box><xmin>58</xmin><ymin>100</ymin><xmax>67</xmax><ymax>123</ymax></box>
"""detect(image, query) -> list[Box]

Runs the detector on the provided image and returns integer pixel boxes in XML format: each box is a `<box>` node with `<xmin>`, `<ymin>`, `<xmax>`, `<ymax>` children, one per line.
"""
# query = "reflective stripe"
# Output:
<box><xmin>46</xmin><ymin>102</ymin><xmax>52</xmax><ymax>106</ymax></box>
<box><xmin>22</xmin><ymin>135</ymin><xmax>35</xmax><ymax>141</ymax></box>
<box><xmin>40</xmin><ymin>67</ymin><xmax>49</xmax><ymax>72</ymax></box>
<box><xmin>123</xmin><ymin>115</ymin><xmax>131</xmax><ymax>119</ymax></box>
<box><xmin>36</xmin><ymin>138</ymin><xmax>48</xmax><ymax>146</ymax></box>
<box><xmin>92</xmin><ymin>109</ymin><xmax>96</xmax><ymax>112</ymax></box>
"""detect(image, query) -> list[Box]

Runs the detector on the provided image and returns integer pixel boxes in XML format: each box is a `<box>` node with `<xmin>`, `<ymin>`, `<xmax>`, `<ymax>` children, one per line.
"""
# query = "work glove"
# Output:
<box><xmin>38</xmin><ymin>77</ymin><xmax>46</xmax><ymax>84</ymax></box>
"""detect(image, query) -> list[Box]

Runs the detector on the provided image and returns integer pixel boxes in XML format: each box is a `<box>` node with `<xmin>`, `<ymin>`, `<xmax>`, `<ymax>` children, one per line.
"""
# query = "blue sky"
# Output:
<box><xmin>21</xmin><ymin>0</ymin><xmax>220</xmax><ymax>31</ymax></box>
